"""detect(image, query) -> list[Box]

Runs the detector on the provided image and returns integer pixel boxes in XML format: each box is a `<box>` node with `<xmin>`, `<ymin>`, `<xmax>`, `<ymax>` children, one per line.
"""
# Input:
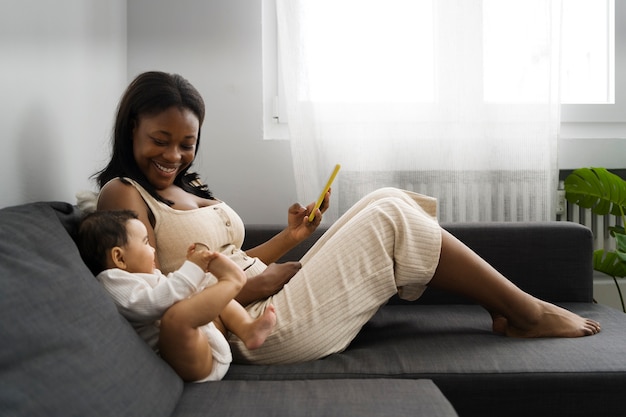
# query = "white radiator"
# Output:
<box><xmin>336</xmin><ymin>170</ymin><xmax>622</xmax><ymax>241</ymax></box>
<box><xmin>338</xmin><ymin>170</ymin><xmax>552</xmax><ymax>223</ymax></box>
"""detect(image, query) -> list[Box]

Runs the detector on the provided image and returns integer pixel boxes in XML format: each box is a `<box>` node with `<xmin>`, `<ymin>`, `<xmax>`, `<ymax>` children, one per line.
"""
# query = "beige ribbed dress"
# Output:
<box><xmin>123</xmin><ymin>179</ymin><xmax>442</xmax><ymax>365</ymax></box>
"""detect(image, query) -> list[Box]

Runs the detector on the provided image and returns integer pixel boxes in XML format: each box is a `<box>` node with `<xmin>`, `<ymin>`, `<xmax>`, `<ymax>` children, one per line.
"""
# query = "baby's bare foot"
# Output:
<box><xmin>244</xmin><ymin>304</ymin><xmax>277</xmax><ymax>350</ymax></box>
<box><xmin>503</xmin><ymin>301</ymin><xmax>600</xmax><ymax>338</ymax></box>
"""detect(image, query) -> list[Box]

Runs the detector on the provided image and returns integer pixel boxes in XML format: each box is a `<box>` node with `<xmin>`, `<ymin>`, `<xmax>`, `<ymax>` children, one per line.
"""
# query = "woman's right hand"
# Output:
<box><xmin>235</xmin><ymin>261</ymin><xmax>302</xmax><ymax>306</ymax></box>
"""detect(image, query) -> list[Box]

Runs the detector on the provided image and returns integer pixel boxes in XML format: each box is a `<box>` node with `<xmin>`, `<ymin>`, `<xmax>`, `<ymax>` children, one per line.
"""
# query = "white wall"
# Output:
<box><xmin>0</xmin><ymin>0</ymin><xmax>127</xmax><ymax>208</ymax></box>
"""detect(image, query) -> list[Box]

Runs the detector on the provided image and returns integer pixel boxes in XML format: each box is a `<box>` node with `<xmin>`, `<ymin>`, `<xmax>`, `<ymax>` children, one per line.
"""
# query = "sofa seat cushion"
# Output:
<box><xmin>226</xmin><ymin>303</ymin><xmax>626</xmax><ymax>417</ymax></box>
<box><xmin>0</xmin><ymin>202</ymin><xmax>182</xmax><ymax>417</ymax></box>
<box><xmin>173</xmin><ymin>379</ymin><xmax>458</xmax><ymax>417</ymax></box>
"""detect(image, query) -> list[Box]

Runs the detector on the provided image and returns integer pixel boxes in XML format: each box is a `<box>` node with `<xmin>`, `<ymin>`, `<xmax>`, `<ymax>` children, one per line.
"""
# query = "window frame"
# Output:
<box><xmin>262</xmin><ymin>0</ymin><xmax>289</xmax><ymax>140</ymax></box>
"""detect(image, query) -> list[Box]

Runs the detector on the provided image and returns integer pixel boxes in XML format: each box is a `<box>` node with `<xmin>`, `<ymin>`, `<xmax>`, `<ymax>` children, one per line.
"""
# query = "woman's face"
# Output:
<box><xmin>132</xmin><ymin>107</ymin><xmax>200</xmax><ymax>190</ymax></box>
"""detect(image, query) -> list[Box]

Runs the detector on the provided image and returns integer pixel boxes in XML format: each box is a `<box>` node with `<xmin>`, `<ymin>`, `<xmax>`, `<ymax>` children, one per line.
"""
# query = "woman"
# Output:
<box><xmin>94</xmin><ymin>71</ymin><xmax>600</xmax><ymax>365</ymax></box>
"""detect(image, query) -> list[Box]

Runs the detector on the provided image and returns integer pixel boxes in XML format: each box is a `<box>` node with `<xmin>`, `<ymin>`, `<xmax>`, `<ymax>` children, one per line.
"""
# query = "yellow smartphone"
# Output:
<box><xmin>308</xmin><ymin>164</ymin><xmax>341</xmax><ymax>222</ymax></box>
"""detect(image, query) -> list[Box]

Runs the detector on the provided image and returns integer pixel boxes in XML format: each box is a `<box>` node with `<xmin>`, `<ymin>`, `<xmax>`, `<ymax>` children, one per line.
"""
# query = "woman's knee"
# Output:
<box><xmin>364</xmin><ymin>187</ymin><xmax>406</xmax><ymax>202</ymax></box>
<box><xmin>363</xmin><ymin>188</ymin><xmax>437</xmax><ymax>223</ymax></box>
<box><xmin>368</xmin><ymin>194</ymin><xmax>415</xmax><ymax>219</ymax></box>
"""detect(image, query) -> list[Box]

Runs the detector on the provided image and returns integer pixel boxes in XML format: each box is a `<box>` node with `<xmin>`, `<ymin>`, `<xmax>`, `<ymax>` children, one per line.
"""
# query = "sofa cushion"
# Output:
<box><xmin>226</xmin><ymin>303</ymin><xmax>626</xmax><ymax>417</ymax></box>
<box><xmin>0</xmin><ymin>202</ymin><xmax>182</xmax><ymax>417</ymax></box>
<box><xmin>172</xmin><ymin>379</ymin><xmax>458</xmax><ymax>417</ymax></box>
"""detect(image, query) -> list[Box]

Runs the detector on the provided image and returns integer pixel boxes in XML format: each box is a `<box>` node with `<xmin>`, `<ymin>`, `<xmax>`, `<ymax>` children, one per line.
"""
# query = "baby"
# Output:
<box><xmin>77</xmin><ymin>210</ymin><xmax>276</xmax><ymax>382</ymax></box>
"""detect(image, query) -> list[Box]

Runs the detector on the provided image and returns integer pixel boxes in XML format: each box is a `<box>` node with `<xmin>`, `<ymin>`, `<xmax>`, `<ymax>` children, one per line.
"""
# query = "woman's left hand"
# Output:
<box><xmin>243</xmin><ymin>189</ymin><xmax>331</xmax><ymax>267</ymax></box>
<box><xmin>286</xmin><ymin>189</ymin><xmax>331</xmax><ymax>243</ymax></box>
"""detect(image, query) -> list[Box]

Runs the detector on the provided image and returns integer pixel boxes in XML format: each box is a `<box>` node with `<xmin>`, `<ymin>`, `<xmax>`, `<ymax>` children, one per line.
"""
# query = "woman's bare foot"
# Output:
<box><xmin>490</xmin><ymin>312</ymin><xmax>508</xmax><ymax>335</ymax></box>
<box><xmin>243</xmin><ymin>304</ymin><xmax>277</xmax><ymax>350</ymax></box>
<box><xmin>493</xmin><ymin>301</ymin><xmax>600</xmax><ymax>338</ymax></box>
<box><xmin>429</xmin><ymin>230</ymin><xmax>601</xmax><ymax>338</ymax></box>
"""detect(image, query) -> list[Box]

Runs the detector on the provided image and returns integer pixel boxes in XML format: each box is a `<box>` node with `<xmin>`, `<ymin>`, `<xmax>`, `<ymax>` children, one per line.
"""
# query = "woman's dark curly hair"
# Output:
<box><xmin>95</xmin><ymin>71</ymin><xmax>213</xmax><ymax>204</ymax></box>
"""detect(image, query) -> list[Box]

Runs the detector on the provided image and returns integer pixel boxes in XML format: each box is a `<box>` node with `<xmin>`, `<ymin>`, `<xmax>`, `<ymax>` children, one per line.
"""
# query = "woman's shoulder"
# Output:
<box><xmin>99</xmin><ymin>177</ymin><xmax>136</xmax><ymax>198</ymax></box>
<box><xmin>98</xmin><ymin>178</ymin><xmax>145</xmax><ymax>212</ymax></box>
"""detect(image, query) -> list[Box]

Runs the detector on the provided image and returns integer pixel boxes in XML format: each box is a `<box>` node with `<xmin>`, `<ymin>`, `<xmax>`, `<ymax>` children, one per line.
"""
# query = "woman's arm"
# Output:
<box><xmin>234</xmin><ymin>192</ymin><xmax>330</xmax><ymax>305</ymax></box>
<box><xmin>235</xmin><ymin>262</ymin><xmax>302</xmax><ymax>306</ymax></box>
<box><xmin>243</xmin><ymin>227</ymin><xmax>302</xmax><ymax>265</ymax></box>
<box><xmin>245</xmin><ymin>192</ymin><xmax>330</xmax><ymax>264</ymax></box>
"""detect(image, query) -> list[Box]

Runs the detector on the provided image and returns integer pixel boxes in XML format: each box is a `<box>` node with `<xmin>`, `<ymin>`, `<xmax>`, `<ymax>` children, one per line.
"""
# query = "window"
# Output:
<box><xmin>561</xmin><ymin>0</ymin><xmax>623</xmax><ymax>125</ymax></box>
<box><xmin>263</xmin><ymin>0</ymin><xmax>621</xmax><ymax>138</ymax></box>
<box><xmin>560</xmin><ymin>0</ymin><xmax>614</xmax><ymax>105</ymax></box>
<box><xmin>301</xmin><ymin>0</ymin><xmax>434</xmax><ymax>103</ymax></box>
<box><xmin>484</xmin><ymin>0</ymin><xmax>614</xmax><ymax>104</ymax></box>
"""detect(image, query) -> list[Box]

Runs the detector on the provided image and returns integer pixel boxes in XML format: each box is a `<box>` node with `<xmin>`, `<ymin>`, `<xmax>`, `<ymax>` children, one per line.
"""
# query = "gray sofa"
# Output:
<box><xmin>2</xmin><ymin>201</ymin><xmax>626</xmax><ymax>417</ymax></box>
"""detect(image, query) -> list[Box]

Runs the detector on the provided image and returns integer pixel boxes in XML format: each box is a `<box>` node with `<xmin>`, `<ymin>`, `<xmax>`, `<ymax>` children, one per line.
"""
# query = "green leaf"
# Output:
<box><xmin>609</xmin><ymin>226</ymin><xmax>626</xmax><ymax>237</ymax></box>
<box><xmin>616</xmin><ymin>233</ymin><xmax>626</xmax><ymax>263</ymax></box>
<box><xmin>594</xmin><ymin>249</ymin><xmax>626</xmax><ymax>278</ymax></box>
<box><xmin>564</xmin><ymin>167</ymin><xmax>626</xmax><ymax>217</ymax></box>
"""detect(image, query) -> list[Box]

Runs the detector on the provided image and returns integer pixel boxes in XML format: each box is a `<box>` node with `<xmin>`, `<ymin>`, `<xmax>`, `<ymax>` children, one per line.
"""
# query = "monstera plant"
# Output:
<box><xmin>564</xmin><ymin>167</ymin><xmax>626</xmax><ymax>311</ymax></box>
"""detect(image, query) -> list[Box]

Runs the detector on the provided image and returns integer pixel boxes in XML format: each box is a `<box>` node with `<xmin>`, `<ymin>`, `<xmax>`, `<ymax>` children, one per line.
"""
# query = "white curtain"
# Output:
<box><xmin>276</xmin><ymin>0</ymin><xmax>561</xmax><ymax>223</ymax></box>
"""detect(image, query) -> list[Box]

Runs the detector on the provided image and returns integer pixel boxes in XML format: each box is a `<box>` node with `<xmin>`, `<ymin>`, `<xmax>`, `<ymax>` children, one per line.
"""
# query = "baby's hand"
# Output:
<box><xmin>206</xmin><ymin>252</ymin><xmax>247</xmax><ymax>287</ymax></box>
<box><xmin>186</xmin><ymin>243</ymin><xmax>215</xmax><ymax>271</ymax></box>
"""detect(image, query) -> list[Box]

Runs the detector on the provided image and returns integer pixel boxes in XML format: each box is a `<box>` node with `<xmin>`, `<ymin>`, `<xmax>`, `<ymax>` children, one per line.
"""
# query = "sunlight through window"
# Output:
<box><xmin>560</xmin><ymin>0</ymin><xmax>614</xmax><ymax>104</ymax></box>
<box><xmin>278</xmin><ymin>0</ymin><xmax>614</xmax><ymax>105</ymax></box>
<box><xmin>483</xmin><ymin>0</ymin><xmax>614</xmax><ymax>103</ymax></box>
<box><xmin>301</xmin><ymin>0</ymin><xmax>434</xmax><ymax>103</ymax></box>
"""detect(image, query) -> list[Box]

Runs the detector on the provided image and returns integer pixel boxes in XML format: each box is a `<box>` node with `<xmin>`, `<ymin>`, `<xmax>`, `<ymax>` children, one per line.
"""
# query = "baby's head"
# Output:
<box><xmin>78</xmin><ymin>210</ymin><xmax>156</xmax><ymax>275</ymax></box>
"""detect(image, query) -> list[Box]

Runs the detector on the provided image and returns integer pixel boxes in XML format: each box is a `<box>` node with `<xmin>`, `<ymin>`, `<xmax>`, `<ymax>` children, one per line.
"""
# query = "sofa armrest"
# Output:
<box><xmin>437</xmin><ymin>221</ymin><xmax>594</xmax><ymax>303</ymax></box>
<box><xmin>243</xmin><ymin>221</ymin><xmax>594</xmax><ymax>304</ymax></box>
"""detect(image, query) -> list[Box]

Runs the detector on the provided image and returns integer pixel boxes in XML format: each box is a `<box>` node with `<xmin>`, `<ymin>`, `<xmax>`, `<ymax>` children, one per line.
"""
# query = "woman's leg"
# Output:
<box><xmin>232</xmin><ymin>188</ymin><xmax>442</xmax><ymax>364</ymax></box>
<box><xmin>232</xmin><ymin>187</ymin><xmax>599</xmax><ymax>366</ymax></box>
<box><xmin>428</xmin><ymin>229</ymin><xmax>601</xmax><ymax>337</ymax></box>
<box><xmin>328</xmin><ymin>188</ymin><xmax>600</xmax><ymax>337</ymax></box>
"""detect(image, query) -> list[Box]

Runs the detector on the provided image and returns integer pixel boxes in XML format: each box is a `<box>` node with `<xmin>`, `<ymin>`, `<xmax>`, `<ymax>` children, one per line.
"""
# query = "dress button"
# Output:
<box><xmin>225</xmin><ymin>221</ymin><xmax>231</xmax><ymax>227</ymax></box>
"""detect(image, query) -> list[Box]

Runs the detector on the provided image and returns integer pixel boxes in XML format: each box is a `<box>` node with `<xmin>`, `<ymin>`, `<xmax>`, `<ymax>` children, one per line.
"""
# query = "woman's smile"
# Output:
<box><xmin>153</xmin><ymin>160</ymin><xmax>180</xmax><ymax>176</ymax></box>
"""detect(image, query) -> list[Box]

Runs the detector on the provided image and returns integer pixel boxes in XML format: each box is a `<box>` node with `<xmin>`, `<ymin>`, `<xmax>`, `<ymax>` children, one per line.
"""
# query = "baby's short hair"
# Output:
<box><xmin>77</xmin><ymin>210</ymin><xmax>138</xmax><ymax>275</ymax></box>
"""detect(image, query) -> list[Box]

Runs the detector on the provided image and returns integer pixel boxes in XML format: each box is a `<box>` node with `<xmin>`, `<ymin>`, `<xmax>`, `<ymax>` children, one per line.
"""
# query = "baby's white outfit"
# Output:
<box><xmin>97</xmin><ymin>261</ymin><xmax>232</xmax><ymax>381</ymax></box>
